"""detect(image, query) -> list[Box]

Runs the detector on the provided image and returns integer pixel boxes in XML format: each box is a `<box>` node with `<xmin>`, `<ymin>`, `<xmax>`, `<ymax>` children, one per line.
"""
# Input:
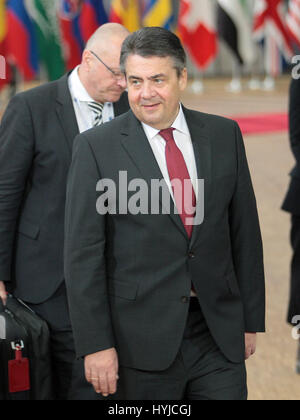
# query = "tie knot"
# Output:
<box><xmin>88</xmin><ymin>101</ymin><xmax>104</xmax><ymax>114</ymax></box>
<box><xmin>88</xmin><ymin>101</ymin><xmax>104</xmax><ymax>126</ymax></box>
<box><xmin>159</xmin><ymin>128</ymin><xmax>175</xmax><ymax>143</ymax></box>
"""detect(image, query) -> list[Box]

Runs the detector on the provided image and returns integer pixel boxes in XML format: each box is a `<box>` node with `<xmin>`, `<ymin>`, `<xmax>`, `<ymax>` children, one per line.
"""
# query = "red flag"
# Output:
<box><xmin>79</xmin><ymin>0</ymin><xmax>108</xmax><ymax>43</ymax></box>
<box><xmin>6</xmin><ymin>0</ymin><xmax>39</xmax><ymax>81</ymax></box>
<box><xmin>58</xmin><ymin>0</ymin><xmax>108</xmax><ymax>71</ymax></box>
<box><xmin>178</xmin><ymin>0</ymin><xmax>218</xmax><ymax>70</ymax></box>
<box><xmin>253</xmin><ymin>0</ymin><xmax>293</xmax><ymax>60</ymax></box>
<box><xmin>58</xmin><ymin>0</ymin><xmax>84</xmax><ymax>70</ymax></box>
<box><xmin>287</xmin><ymin>0</ymin><xmax>300</xmax><ymax>48</ymax></box>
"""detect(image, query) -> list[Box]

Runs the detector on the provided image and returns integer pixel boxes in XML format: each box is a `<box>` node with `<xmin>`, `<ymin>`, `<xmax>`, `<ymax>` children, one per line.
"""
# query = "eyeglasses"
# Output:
<box><xmin>89</xmin><ymin>50</ymin><xmax>124</xmax><ymax>80</ymax></box>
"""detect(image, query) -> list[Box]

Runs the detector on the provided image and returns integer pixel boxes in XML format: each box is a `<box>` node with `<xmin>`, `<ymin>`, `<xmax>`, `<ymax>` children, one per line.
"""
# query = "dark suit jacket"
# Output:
<box><xmin>64</xmin><ymin>107</ymin><xmax>265</xmax><ymax>370</ymax></box>
<box><xmin>282</xmin><ymin>78</ymin><xmax>300</xmax><ymax>215</ymax></box>
<box><xmin>0</xmin><ymin>73</ymin><xmax>129</xmax><ymax>304</ymax></box>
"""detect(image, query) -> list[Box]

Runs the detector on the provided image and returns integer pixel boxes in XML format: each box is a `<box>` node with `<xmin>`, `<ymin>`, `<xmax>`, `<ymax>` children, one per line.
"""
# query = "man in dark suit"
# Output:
<box><xmin>282</xmin><ymin>77</ymin><xmax>300</xmax><ymax>374</ymax></box>
<box><xmin>65</xmin><ymin>27</ymin><xmax>266</xmax><ymax>400</ymax></box>
<box><xmin>0</xmin><ymin>23</ymin><xmax>130</xmax><ymax>399</ymax></box>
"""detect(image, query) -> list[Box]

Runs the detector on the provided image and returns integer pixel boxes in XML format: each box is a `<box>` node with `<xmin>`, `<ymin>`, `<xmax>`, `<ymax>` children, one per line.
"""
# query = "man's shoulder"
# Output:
<box><xmin>184</xmin><ymin>107</ymin><xmax>237</xmax><ymax>129</ymax></box>
<box><xmin>85</xmin><ymin>111</ymin><xmax>131</xmax><ymax>140</ymax></box>
<box><xmin>74</xmin><ymin>110</ymin><xmax>132</xmax><ymax>152</ymax></box>
<box><xmin>13</xmin><ymin>74</ymin><xmax>68</xmax><ymax>106</ymax></box>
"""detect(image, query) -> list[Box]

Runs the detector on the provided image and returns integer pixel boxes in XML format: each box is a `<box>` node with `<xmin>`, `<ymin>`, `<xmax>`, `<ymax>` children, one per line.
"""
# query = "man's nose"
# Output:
<box><xmin>117</xmin><ymin>75</ymin><xmax>127</xmax><ymax>90</ymax></box>
<box><xmin>141</xmin><ymin>82</ymin><xmax>155</xmax><ymax>99</ymax></box>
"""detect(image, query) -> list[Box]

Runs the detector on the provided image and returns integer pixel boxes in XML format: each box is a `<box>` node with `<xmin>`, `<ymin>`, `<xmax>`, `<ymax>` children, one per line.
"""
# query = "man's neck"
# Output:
<box><xmin>77</xmin><ymin>66</ymin><xmax>99</xmax><ymax>103</ymax></box>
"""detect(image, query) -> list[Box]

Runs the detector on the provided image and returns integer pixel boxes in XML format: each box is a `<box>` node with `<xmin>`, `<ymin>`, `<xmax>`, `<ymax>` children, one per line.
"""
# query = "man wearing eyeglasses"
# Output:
<box><xmin>0</xmin><ymin>23</ymin><xmax>130</xmax><ymax>400</ymax></box>
<box><xmin>69</xmin><ymin>28</ymin><xmax>129</xmax><ymax>132</ymax></box>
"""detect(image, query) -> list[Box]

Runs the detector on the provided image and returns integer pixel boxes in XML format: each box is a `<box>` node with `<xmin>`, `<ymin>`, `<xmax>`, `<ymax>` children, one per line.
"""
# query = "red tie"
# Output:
<box><xmin>159</xmin><ymin>128</ymin><xmax>196</xmax><ymax>239</ymax></box>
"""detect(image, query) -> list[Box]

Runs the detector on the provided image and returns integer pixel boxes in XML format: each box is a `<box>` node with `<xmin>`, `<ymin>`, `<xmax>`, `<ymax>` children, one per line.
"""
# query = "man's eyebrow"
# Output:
<box><xmin>150</xmin><ymin>74</ymin><xmax>166</xmax><ymax>80</ymax></box>
<box><xmin>127</xmin><ymin>74</ymin><xmax>167</xmax><ymax>80</ymax></box>
<box><xmin>127</xmin><ymin>75</ymin><xmax>143</xmax><ymax>80</ymax></box>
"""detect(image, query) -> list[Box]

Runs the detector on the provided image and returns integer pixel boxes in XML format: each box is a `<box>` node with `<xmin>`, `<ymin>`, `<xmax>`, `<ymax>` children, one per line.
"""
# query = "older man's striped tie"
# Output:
<box><xmin>88</xmin><ymin>101</ymin><xmax>104</xmax><ymax>127</ymax></box>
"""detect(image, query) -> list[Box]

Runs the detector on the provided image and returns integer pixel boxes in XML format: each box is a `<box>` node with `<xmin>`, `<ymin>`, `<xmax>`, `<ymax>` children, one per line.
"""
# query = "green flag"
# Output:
<box><xmin>26</xmin><ymin>0</ymin><xmax>65</xmax><ymax>81</ymax></box>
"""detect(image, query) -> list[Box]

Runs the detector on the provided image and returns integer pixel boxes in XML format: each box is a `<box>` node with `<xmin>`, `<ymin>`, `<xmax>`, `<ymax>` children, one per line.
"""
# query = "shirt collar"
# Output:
<box><xmin>69</xmin><ymin>66</ymin><xmax>95</xmax><ymax>103</ymax></box>
<box><xmin>142</xmin><ymin>104</ymin><xmax>189</xmax><ymax>141</ymax></box>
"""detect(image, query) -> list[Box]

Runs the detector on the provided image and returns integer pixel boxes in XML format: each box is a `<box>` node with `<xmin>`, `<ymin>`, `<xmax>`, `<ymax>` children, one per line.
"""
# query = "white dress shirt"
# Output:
<box><xmin>142</xmin><ymin>104</ymin><xmax>198</xmax><ymax>201</ymax></box>
<box><xmin>68</xmin><ymin>66</ymin><xmax>115</xmax><ymax>133</ymax></box>
<box><xmin>142</xmin><ymin>105</ymin><xmax>198</xmax><ymax>297</ymax></box>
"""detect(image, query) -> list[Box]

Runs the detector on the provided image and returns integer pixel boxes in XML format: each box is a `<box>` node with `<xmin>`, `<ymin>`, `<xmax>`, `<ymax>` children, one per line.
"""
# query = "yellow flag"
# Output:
<box><xmin>110</xmin><ymin>0</ymin><xmax>140</xmax><ymax>32</ymax></box>
<box><xmin>143</xmin><ymin>0</ymin><xmax>173</xmax><ymax>29</ymax></box>
<box><xmin>0</xmin><ymin>0</ymin><xmax>6</xmax><ymax>43</ymax></box>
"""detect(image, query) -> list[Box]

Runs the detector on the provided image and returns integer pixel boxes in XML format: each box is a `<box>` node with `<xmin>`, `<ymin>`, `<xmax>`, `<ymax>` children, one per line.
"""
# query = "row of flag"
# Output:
<box><xmin>181</xmin><ymin>0</ymin><xmax>299</xmax><ymax>77</ymax></box>
<box><xmin>0</xmin><ymin>0</ymin><xmax>300</xmax><ymax>90</ymax></box>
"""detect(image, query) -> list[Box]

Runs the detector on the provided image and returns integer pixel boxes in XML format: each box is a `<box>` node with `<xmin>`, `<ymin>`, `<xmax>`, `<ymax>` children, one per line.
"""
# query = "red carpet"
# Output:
<box><xmin>230</xmin><ymin>112</ymin><xmax>288</xmax><ymax>135</ymax></box>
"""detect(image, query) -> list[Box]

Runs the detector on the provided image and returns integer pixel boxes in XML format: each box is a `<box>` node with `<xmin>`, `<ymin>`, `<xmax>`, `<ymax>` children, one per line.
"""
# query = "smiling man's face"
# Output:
<box><xmin>125</xmin><ymin>54</ymin><xmax>187</xmax><ymax>130</ymax></box>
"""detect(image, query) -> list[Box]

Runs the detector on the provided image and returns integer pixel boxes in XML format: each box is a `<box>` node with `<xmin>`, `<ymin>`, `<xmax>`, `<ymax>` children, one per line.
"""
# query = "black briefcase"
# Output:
<box><xmin>0</xmin><ymin>295</ymin><xmax>53</xmax><ymax>400</ymax></box>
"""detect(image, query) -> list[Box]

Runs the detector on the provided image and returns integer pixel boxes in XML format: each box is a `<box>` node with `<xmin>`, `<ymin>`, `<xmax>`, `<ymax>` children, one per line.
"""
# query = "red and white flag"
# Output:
<box><xmin>287</xmin><ymin>0</ymin><xmax>300</xmax><ymax>48</ymax></box>
<box><xmin>253</xmin><ymin>0</ymin><xmax>293</xmax><ymax>60</ymax></box>
<box><xmin>178</xmin><ymin>0</ymin><xmax>218</xmax><ymax>70</ymax></box>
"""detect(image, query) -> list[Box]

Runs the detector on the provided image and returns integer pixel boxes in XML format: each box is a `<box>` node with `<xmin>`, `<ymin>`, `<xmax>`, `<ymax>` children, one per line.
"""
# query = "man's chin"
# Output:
<box><xmin>140</xmin><ymin>116</ymin><xmax>162</xmax><ymax>129</ymax></box>
<box><xmin>108</xmin><ymin>91</ymin><xmax>124</xmax><ymax>103</ymax></box>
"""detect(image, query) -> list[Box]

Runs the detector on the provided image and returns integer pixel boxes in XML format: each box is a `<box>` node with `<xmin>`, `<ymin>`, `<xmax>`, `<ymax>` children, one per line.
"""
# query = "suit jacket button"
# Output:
<box><xmin>188</xmin><ymin>251</ymin><xmax>195</xmax><ymax>259</ymax></box>
<box><xmin>181</xmin><ymin>296</ymin><xmax>189</xmax><ymax>303</ymax></box>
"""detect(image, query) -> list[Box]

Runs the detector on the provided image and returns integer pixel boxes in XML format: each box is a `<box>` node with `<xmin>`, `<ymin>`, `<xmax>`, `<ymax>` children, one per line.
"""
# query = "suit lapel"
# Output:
<box><xmin>183</xmin><ymin>107</ymin><xmax>212</xmax><ymax>247</ymax></box>
<box><xmin>56</xmin><ymin>77</ymin><xmax>128</xmax><ymax>154</ymax></box>
<box><xmin>55</xmin><ymin>74</ymin><xmax>79</xmax><ymax>154</ymax></box>
<box><xmin>120</xmin><ymin>112</ymin><xmax>188</xmax><ymax>239</ymax></box>
<box><xmin>119</xmin><ymin>108</ymin><xmax>212</xmax><ymax>242</ymax></box>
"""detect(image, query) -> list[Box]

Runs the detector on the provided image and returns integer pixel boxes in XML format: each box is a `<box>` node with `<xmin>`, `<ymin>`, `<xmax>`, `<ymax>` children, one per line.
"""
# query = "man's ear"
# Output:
<box><xmin>179</xmin><ymin>68</ymin><xmax>188</xmax><ymax>91</ymax></box>
<box><xmin>82</xmin><ymin>50</ymin><xmax>92</xmax><ymax>71</ymax></box>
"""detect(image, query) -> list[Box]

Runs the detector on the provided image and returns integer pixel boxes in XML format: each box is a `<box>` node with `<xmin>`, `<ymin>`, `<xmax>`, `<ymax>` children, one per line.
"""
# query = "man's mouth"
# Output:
<box><xmin>142</xmin><ymin>103</ymin><xmax>160</xmax><ymax>109</ymax></box>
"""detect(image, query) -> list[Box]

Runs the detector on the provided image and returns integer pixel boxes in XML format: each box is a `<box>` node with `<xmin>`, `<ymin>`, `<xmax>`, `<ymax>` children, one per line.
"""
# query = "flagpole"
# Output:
<box><xmin>248</xmin><ymin>44</ymin><xmax>262</xmax><ymax>91</ymax></box>
<box><xmin>226</xmin><ymin>57</ymin><xmax>242</xmax><ymax>93</ymax></box>
<box><xmin>263</xmin><ymin>35</ymin><xmax>275</xmax><ymax>91</ymax></box>
<box><xmin>188</xmin><ymin>58</ymin><xmax>204</xmax><ymax>94</ymax></box>
<box><xmin>191</xmin><ymin>70</ymin><xmax>204</xmax><ymax>94</ymax></box>
<box><xmin>248</xmin><ymin>70</ymin><xmax>262</xmax><ymax>91</ymax></box>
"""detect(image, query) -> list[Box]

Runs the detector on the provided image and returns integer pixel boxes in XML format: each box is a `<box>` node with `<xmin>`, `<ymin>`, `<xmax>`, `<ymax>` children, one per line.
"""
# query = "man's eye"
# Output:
<box><xmin>131</xmin><ymin>80</ymin><xmax>141</xmax><ymax>86</ymax></box>
<box><xmin>154</xmin><ymin>79</ymin><xmax>163</xmax><ymax>84</ymax></box>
